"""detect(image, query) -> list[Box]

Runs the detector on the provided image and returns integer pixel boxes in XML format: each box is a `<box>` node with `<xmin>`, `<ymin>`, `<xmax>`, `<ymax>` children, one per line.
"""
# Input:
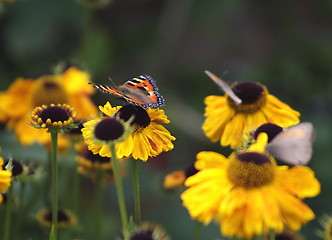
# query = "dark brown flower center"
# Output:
<box><xmin>3</xmin><ymin>159</ymin><xmax>23</xmax><ymax>177</ymax></box>
<box><xmin>45</xmin><ymin>210</ymin><xmax>69</xmax><ymax>223</ymax></box>
<box><xmin>232</xmin><ymin>82</ymin><xmax>264</xmax><ymax>103</ymax></box>
<box><xmin>254</xmin><ymin>123</ymin><xmax>283</xmax><ymax>143</ymax></box>
<box><xmin>130</xmin><ymin>230</ymin><xmax>154</xmax><ymax>240</ymax></box>
<box><xmin>40</xmin><ymin>106</ymin><xmax>70</xmax><ymax>123</ymax></box>
<box><xmin>94</xmin><ymin>118</ymin><xmax>124</xmax><ymax>141</ymax></box>
<box><xmin>116</xmin><ymin>105</ymin><xmax>151</xmax><ymax>128</ymax></box>
<box><xmin>227</xmin><ymin>82</ymin><xmax>267</xmax><ymax>114</ymax></box>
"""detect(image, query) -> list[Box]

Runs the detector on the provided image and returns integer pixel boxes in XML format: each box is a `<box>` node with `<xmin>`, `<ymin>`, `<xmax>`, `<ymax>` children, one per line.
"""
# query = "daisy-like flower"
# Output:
<box><xmin>30</xmin><ymin>104</ymin><xmax>77</xmax><ymax>133</ymax></box>
<box><xmin>82</xmin><ymin>102</ymin><xmax>176</xmax><ymax>161</ymax></box>
<box><xmin>0</xmin><ymin>157</ymin><xmax>12</xmax><ymax>194</ymax></box>
<box><xmin>36</xmin><ymin>208</ymin><xmax>77</xmax><ymax>229</ymax></box>
<box><xmin>0</xmin><ymin>66</ymin><xmax>98</xmax><ymax>146</ymax></box>
<box><xmin>202</xmin><ymin>76</ymin><xmax>300</xmax><ymax>149</ymax></box>
<box><xmin>129</xmin><ymin>222</ymin><xmax>170</xmax><ymax>240</ymax></box>
<box><xmin>181</xmin><ymin>146</ymin><xmax>320</xmax><ymax>239</ymax></box>
<box><xmin>75</xmin><ymin>142</ymin><xmax>127</xmax><ymax>183</ymax></box>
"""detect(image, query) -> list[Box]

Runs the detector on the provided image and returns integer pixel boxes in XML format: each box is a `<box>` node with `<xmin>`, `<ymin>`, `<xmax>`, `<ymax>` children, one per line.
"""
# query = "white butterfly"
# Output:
<box><xmin>265</xmin><ymin>122</ymin><xmax>316</xmax><ymax>165</ymax></box>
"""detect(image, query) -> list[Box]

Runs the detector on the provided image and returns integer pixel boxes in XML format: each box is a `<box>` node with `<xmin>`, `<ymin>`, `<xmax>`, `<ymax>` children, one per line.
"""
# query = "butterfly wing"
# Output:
<box><xmin>117</xmin><ymin>75</ymin><xmax>164</xmax><ymax>108</ymax></box>
<box><xmin>89</xmin><ymin>75</ymin><xmax>164</xmax><ymax>108</ymax></box>
<box><xmin>265</xmin><ymin>122</ymin><xmax>315</xmax><ymax>165</ymax></box>
<box><xmin>88</xmin><ymin>83</ymin><xmax>125</xmax><ymax>98</ymax></box>
<box><xmin>205</xmin><ymin>70</ymin><xmax>242</xmax><ymax>105</ymax></box>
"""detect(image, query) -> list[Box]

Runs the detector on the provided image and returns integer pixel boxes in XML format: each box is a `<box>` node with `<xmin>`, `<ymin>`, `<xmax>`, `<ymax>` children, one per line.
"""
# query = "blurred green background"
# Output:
<box><xmin>1</xmin><ymin>0</ymin><xmax>332</xmax><ymax>239</ymax></box>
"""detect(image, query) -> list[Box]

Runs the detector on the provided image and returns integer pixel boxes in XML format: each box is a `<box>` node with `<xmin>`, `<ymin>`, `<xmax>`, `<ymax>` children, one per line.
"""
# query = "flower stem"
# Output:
<box><xmin>131</xmin><ymin>159</ymin><xmax>141</xmax><ymax>225</ymax></box>
<box><xmin>3</xmin><ymin>186</ymin><xmax>13</xmax><ymax>240</ymax></box>
<box><xmin>269</xmin><ymin>229</ymin><xmax>275</xmax><ymax>240</ymax></box>
<box><xmin>95</xmin><ymin>171</ymin><xmax>103</xmax><ymax>240</ymax></box>
<box><xmin>109</xmin><ymin>143</ymin><xmax>129</xmax><ymax>239</ymax></box>
<box><xmin>194</xmin><ymin>221</ymin><xmax>202</xmax><ymax>240</ymax></box>
<box><xmin>50</xmin><ymin>131</ymin><xmax>58</xmax><ymax>240</ymax></box>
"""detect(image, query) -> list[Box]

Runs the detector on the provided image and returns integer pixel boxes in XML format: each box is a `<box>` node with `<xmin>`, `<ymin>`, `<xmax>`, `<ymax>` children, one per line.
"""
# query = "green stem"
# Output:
<box><xmin>269</xmin><ymin>229</ymin><xmax>275</xmax><ymax>240</ymax></box>
<box><xmin>16</xmin><ymin>182</ymin><xmax>26</xmax><ymax>238</ymax></box>
<box><xmin>72</xmin><ymin>167</ymin><xmax>80</xmax><ymax>215</ymax></box>
<box><xmin>3</xmin><ymin>186</ymin><xmax>13</xmax><ymax>240</ymax></box>
<box><xmin>50</xmin><ymin>131</ymin><xmax>58</xmax><ymax>240</ymax></box>
<box><xmin>95</xmin><ymin>171</ymin><xmax>103</xmax><ymax>240</ymax></box>
<box><xmin>194</xmin><ymin>221</ymin><xmax>202</xmax><ymax>240</ymax></box>
<box><xmin>109</xmin><ymin>143</ymin><xmax>128</xmax><ymax>239</ymax></box>
<box><xmin>131</xmin><ymin>159</ymin><xmax>141</xmax><ymax>225</ymax></box>
<box><xmin>254</xmin><ymin>234</ymin><xmax>264</xmax><ymax>240</ymax></box>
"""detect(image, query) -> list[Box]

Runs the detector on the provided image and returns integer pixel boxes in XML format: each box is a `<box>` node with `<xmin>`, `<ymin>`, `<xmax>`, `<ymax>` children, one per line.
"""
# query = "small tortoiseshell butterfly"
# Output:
<box><xmin>89</xmin><ymin>75</ymin><xmax>165</xmax><ymax>108</ymax></box>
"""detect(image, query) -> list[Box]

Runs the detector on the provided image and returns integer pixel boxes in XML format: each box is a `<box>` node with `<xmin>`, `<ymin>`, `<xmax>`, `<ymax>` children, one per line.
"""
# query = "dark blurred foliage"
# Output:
<box><xmin>0</xmin><ymin>0</ymin><xmax>332</xmax><ymax>239</ymax></box>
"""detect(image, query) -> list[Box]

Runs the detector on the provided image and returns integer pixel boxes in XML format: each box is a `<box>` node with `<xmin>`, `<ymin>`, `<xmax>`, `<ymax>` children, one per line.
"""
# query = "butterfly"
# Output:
<box><xmin>265</xmin><ymin>122</ymin><xmax>316</xmax><ymax>165</ymax></box>
<box><xmin>89</xmin><ymin>75</ymin><xmax>165</xmax><ymax>108</ymax></box>
<box><xmin>205</xmin><ymin>70</ymin><xmax>242</xmax><ymax>105</ymax></box>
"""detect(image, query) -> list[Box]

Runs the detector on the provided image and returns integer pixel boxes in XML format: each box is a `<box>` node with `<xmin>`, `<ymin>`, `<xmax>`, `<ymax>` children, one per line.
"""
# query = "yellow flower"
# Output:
<box><xmin>0</xmin><ymin>157</ymin><xmax>12</xmax><ymax>193</ymax></box>
<box><xmin>0</xmin><ymin>67</ymin><xmax>98</xmax><ymax>147</ymax></box>
<box><xmin>82</xmin><ymin>102</ymin><xmax>176</xmax><ymax>161</ymax></box>
<box><xmin>202</xmin><ymin>81</ymin><xmax>300</xmax><ymax>149</ymax></box>
<box><xmin>181</xmin><ymin>149</ymin><xmax>320</xmax><ymax>239</ymax></box>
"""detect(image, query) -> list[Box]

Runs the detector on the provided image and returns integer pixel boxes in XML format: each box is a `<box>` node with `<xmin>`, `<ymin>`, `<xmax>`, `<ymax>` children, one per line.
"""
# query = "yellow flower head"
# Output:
<box><xmin>0</xmin><ymin>67</ymin><xmax>98</xmax><ymax>146</ymax></box>
<box><xmin>181</xmin><ymin>149</ymin><xmax>320</xmax><ymax>239</ymax></box>
<box><xmin>30</xmin><ymin>103</ymin><xmax>77</xmax><ymax>132</ymax></box>
<box><xmin>82</xmin><ymin>102</ymin><xmax>176</xmax><ymax>162</ymax></box>
<box><xmin>202</xmin><ymin>79</ymin><xmax>300</xmax><ymax>149</ymax></box>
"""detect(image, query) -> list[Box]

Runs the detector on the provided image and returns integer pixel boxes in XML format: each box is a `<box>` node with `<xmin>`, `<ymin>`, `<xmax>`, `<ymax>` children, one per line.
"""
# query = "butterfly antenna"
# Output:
<box><xmin>205</xmin><ymin>70</ymin><xmax>242</xmax><ymax>105</ymax></box>
<box><xmin>108</xmin><ymin>77</ymin><xmax>117</xmax><ymax>88</ymax></box>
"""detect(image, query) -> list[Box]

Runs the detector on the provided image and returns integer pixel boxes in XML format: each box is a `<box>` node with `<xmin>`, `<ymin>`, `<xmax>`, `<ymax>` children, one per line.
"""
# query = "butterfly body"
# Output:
<box><xmin>90</xmin><ymin>75</ymin><xmax>164</xmax><ymax>108</ymax></box>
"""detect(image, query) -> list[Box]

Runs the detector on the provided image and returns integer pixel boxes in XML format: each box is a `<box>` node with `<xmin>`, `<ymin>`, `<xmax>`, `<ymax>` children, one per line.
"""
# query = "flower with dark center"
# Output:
<box><xmin>181</xmin><ymin>146</ymin><xmax>321</xmax><ymax>239</ymax></box>
<box><xmin>82</xmin><ymin>102</ymin><xmax>175</xmax><ymax>161</ymax></box>
<box><xmin>82</xmin><ymin>115</ymin><xmax>132</xmax><ymax>152</ymax></box>
<box><xmin>36</xmin><ymin>208</ymin><xmax>77</xmax><ymax>228</ymax></box>
<box><xmin>202</xmin><ymin>80</ymin><xmax>300</xmax><ymax>149</ymax></box>
<box><xmin>0</xmin><ymin>66</ymin><xmax>97</xmax><ymax>146</ymax></box>
<box><xmin>129</xmin><ymin>222</ymin><xmax>170</xmax><ymax>240</ymax></box>
<box><xmin>30</xmin><ymin>103</ymin><xmax>77</xmax><ymax>132</ymax></box>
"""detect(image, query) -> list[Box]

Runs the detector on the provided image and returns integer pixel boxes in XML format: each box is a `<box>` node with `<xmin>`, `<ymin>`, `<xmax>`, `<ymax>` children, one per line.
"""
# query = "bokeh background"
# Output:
<box><xmin>0</xmin><ymin>0</ymin><xmax>332</xmax><ymax>239</ymax></box>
